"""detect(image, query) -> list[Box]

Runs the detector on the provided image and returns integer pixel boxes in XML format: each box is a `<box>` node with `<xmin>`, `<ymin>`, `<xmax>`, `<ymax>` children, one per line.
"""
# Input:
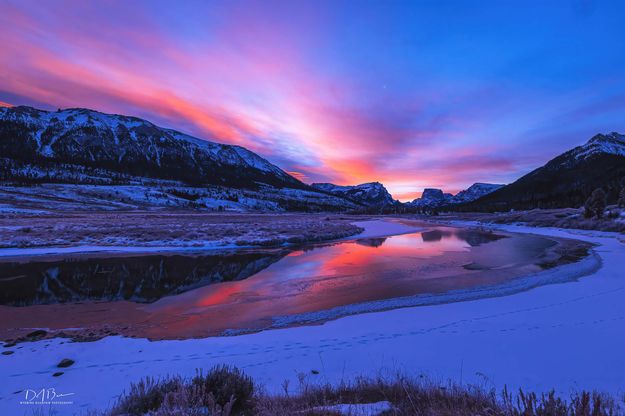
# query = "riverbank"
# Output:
<box><xmin>439</xmin><ymin>207</ymin><xmax>625</xmax><ymax>233</ymax></box>
<box><xmin>0</xmin><ymin>212</ymin><xmax>365</xmax><ymax>257</ymax></box>
<box><xmin>0</xmin><ymin>220</ymin><xmax>589</xmax><ymax>343</ymax></box>
<box><xmin>1</xmin><ymin>222</ymin><xmax>620</xmax><ymax>414</ymax></box>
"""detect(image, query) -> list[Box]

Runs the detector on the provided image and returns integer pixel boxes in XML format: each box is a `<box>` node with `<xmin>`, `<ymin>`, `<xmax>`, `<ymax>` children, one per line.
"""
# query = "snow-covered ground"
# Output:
<box><xmin>0</xmin><ymin>243</ymin><xmax>245</xmax><ymax>258</ymax></box>
<box><xmin>0</xmin><ymin>182</ymin><xmax>360</xmax><ymax>213</ymax></box>
<box><xmin>1</xmin><ymin>222</ymin><xmax>624</xmax><ymax>415</ymax></box>
<box><xmin>0</xmin><ymin>212</ymin><xmax>363</xmax><ymax>256</ymax></box>
<box><xmin>0</xmin><ymin>220</ymin><xmax>408</xmax><ymax>259</ymax></box>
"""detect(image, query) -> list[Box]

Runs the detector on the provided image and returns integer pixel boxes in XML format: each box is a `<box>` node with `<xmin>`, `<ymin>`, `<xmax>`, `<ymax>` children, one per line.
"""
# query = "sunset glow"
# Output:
<box><xmin>2</xmin><ymin>0</ymin><xmax>625</xmax><ymax>200</ymax></box>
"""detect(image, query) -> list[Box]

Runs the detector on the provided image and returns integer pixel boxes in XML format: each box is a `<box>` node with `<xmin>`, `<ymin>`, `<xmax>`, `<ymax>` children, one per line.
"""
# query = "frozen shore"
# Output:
<box><xmin>0</xmin><ymin>212</ymin><xmax>365</xmax><ymax>258</ymax></box>
<box><xmin>1</xmin><ymin>222</ymin><xmax>624</xmax><ymax>415</ymax></box>
<box><xmin>0</xmin><ymin>219</ymin><xmax>419</xmax><ymax>259</ymax></box>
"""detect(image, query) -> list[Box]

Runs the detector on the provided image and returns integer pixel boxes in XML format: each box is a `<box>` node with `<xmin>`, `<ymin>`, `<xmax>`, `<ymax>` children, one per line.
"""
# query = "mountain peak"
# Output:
<box><xmin>408</xmin><ymin>183</ymin><xmax>503</xmax><ymax>208</ymax></box>
<box><xmin>575</xmin><ymin>132</ymin><xmax>625</xmax><ymax>160</ymax></box>
<box><xmin>588</xmin><ymin>131</ymin><xmax>624</xmax><ymax>143</ymax></box>
<box><xmin>453</xmin><ymin>183</ymin><xmax>504</xmax><ymax>203</ymax></box>
<box><xmin>0</xmin><ymin>105</ymin><xmax>300</xmax><ymax>188</ymax></box>
<box><xmin>422</xmin><ymin>188</ymin><xmax>450</xmax><ymax>200</ymax></box>
<box><xmin>408</xmin><ymin>188</ymin><xmax>452</xmax><ymax>207</ymax></box>
<box><xmin>465</xmin><ymin>131</ymin><xmax>625</xmax><ymax>211</ymax></box>
<box><xmin>311</xmin><ymin>181</ymin><xmax>396</xmax><ymax>207</ymax></box>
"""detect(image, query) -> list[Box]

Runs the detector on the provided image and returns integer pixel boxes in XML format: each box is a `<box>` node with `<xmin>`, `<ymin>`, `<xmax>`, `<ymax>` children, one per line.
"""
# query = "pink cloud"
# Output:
<box><xmin>0</xmin><ymin>1</ymin><xmax>530</xmax><ymax>201</ymax></box>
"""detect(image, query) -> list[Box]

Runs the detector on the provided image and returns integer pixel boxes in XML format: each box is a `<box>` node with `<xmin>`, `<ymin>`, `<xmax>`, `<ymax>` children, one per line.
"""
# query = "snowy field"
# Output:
<box><xmin>0</xmin><ymin>212</ymin><xmax>364</xmax><ymax>254</ymax></box>
<box><xmin>1</xmin><ymin>221</ymin><xmax>624</xmax><ymax>415</ymax></box>
<box><xmin>0</xmin><ymin>182</ymin><xmax>360</xmax><ymax>213</ymax></box>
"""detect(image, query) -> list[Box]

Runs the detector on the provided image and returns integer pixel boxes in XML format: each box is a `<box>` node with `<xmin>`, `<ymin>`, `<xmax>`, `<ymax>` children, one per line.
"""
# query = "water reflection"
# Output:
<box><xmin>144</xmin><ymin>226</ymin><xmax>535</xmax><ymax>336</ymax></box>
<box><xmin>355</xmin><ymin>237</ymin><xmax>387</xmax><ymax>248</ymax></box>
<box><xmin>0</xmin><ymin>226</ymin><xmax>509</xmax><ymax>310</ymax></box>
<box><xmin>0</xmin><ymin>250</ymin><xmax>289</xmax><ymax>305</ymax></box>
<box><xmin>421</xmin><ymin>229</ymin><xmax>504</xmax><ymax>246</ymax></box>
<box><xmin>0</xmin><ymin>225</ymin><xmax>560</xmax><ymax>338</ymax></box>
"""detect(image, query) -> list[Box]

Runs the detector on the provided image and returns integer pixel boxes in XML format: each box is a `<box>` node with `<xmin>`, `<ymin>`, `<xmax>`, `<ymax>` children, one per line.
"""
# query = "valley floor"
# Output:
<box><xmin>0</xmin><ymin>212</ymin><xmax>364</xmax><ymax>256</ymax></box>
<box><xmin>1</xmin><ymin>221</ymin><xmax>624</xmax><ymax>415</ymax></box>
<box><xmin>439</xmin><ymin>207</ymin><xmax>625</xmax><ymax>233</ymax></box>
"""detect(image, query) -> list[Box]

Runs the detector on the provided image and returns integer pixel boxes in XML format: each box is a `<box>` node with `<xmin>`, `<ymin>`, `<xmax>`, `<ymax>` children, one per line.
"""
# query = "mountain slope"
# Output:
<box><xmin>0</xmin><ymin>106</ymin><xmax>302</xmax><ymax>189</ymax></box>
<box><xmin>463</xmin><ymin>132</ymin><xmax>625</xmax><ymax>211</ymax></box>
<box><xmin>451</xmin><ymin>183</ymin><xmax>504</xmax><ymax>204</ymax></box>
<box><xmin>407</xmin><ymin>188</ymin><xmax>453</xmax><ymax>208</ymax></box>
<box><xmin>0</xmin><ymin>106</ymin><xmax>366</xmax><ymax>212</ymax></box>
<box><xmin>311</xmin><ymin>182</ymin><xmax>397</xmax><ymax>207</ymax></box>
<box><xmin>407</xmin><ymin>183</ymin><xmax>503</xmax><ymax>208</ymax></box>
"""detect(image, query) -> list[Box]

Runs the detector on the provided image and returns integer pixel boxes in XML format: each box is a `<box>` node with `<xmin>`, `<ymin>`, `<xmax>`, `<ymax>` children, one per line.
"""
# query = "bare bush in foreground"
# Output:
<box><xmin>106</xmin><ymin>367</ymin><xmax>625</xmax><ymax>416</ymax></box>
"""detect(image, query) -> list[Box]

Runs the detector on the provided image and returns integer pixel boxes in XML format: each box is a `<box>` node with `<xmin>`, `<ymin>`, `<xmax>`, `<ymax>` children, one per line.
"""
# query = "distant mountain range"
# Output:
<box><xmin>0</xmin><ymin>106</ymin><xmax>365</xmax><ymax>211</ymax></box>
<box><xmin>0</xmin><ymin>106</ymin><xmax>301</xmax><ymax>189</ymax></box>
<box><xmin>311</xmin><ymin>182</ymin><xmax>398</xmax><ymax>207</ymax></box>
<box><xmin>462</xmin><ymin>132</ymin><xmax>625</xmax><ymax>211</ymax></box>
<box><xmin>407</xmin><ymin>183</ymin><xmax>504</xmax><ymax>208</ymax></box>
<box><xmin>1</xmin><ymin>105</ymin><xmax>624</xmax><ymax>212</ymax></box>
<box><xmin>407</xmin><ymin>133</ymin><xmax>625</xmax><ymax>212</ymax></box>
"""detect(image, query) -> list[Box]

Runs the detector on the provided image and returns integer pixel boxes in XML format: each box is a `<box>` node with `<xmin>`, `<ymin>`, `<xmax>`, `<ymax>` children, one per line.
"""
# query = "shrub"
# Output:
<box><xmin>110</xmin><ymin>376</ymin><xmax>182</xmax><ymax>415</ymax></box>
<box><xmin>153</xmin><ymin>382</ymin><xmax>234</xmax><ymax>416</ymax></box>
<box><xmin>192</xmin><ymin>365</ymin><xmax>255</xmax><ymax>414</ymax></box>
<box><xmin>584</xmin><ymin>188</ymin><xmax>607</xmax><ymax>218</ymax></box>
<box><xmin>256</xmin><ymin>375</ymin><xmax>623</xmax><ymax>415</ymax></box>
<box><xmin>110</xmin><ymin>367</ymin><xmax>254</xmax><ymax>416</ymax></box>
<box><xmin>108</xmin><ymin>370</ymin><xmax>625</xmax><ymax>416</ymax></box>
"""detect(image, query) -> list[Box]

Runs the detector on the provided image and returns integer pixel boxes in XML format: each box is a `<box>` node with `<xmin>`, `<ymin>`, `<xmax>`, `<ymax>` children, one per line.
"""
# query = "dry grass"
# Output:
<box><xmin>440</xmin><ymin>207</ymin><xmax>625</xmax><ymax>233</ymax></box>
<box><xmin>103</xmin><ymin>367</ymin><xmax>625</xmax><ymax>416</ymax></box>
<box><xmin>0</xmin><ymin>212</ymin><xmax>364</xmax><ymax>250</ymax></box>
<box><xmin>109</xmin><ymin>366</ymin><xmax>253</xmax><ymax>416</ymax></box>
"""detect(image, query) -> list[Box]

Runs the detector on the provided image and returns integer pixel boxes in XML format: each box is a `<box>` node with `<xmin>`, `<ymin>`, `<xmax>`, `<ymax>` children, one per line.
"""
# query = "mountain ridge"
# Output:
<box><xmin>0</xmin><ymin>105</ymin><xmax>303</xmax><ymax>189</ymax></box>
<box><xmin>407</xmin><ymin>183</ymin><xmax>504</xmax><ymax>208</ymax></box>
<box><xmin>2</xmin><ymin>106</ymin><xmax>624</xmax><ymax>212</ymax></box>
<box><xmin>311</xmin><ymin>182</ymin><xmax>397</xmax><ymax>207</ymax></box>
<box><xmin>462</xmin><ymin>132</ymin><xmax>625</xmax><ymax>211</ymax></box>
<box><xmin>0</xmin><ymin>105</ymin><xmax>364</xmax><ymax>212</ymax></box>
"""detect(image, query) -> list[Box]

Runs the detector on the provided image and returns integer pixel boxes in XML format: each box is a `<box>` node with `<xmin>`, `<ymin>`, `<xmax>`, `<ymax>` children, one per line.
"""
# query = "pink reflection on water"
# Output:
<box><xmin>142</xmin><ymin>227</ymin><xmax>539</xmax><ymax>336</ymax></box>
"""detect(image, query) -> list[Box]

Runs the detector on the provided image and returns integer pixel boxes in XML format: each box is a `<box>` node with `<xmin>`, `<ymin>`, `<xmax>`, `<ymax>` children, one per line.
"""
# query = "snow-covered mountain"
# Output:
<box><xmin>555</xmin><ymin>132</ymin><xmax>625</xmax><ymax>165</ymax></box>
<box><xmin>0</xmin><ymin>106</ymin><xmax>362</xmax><ymax>212</ymax></box>
<box><xmin>466</xmin><ymin>132</ymin><xmax>625</xmax><ymax>211</ymax></box>
<box><xmin>407</xmin><ymin>183</ymin><xmax>503</xmax><ymax>208</ymax></box>
<box><xmin>0</xmin><ymin>106</ymin><xmax>300</xmax><ymax>188</ymax></box>
<box><xmin>311</xmin><ymin>182</ymin><xmax>397</xmax><ymax>207</ymax></box>
<box><xmin>407</xmin><ymin>188</ymin><xmax>453</xmax><ymax>208</ymax></box>
<box><xmin>451</xmin><ymin>183</ymin><xmax>504</xmax><ymax>204</ymax></box>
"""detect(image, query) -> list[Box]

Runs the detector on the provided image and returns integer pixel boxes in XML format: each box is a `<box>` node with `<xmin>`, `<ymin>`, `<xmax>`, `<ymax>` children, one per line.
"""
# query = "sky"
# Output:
<box><xmin>1</xmin><ymin>0</ymin><xmax>625</xmax><ymax>201</ymax></box>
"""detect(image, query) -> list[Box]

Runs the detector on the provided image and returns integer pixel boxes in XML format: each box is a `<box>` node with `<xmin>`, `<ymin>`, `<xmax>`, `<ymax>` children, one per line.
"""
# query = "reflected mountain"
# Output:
<box><xmin>421</xmin><ymin>228</ymin><xmax>505</xmax><ymax>246</ymax></box>
<box><xmin>356</xmin><ymin>228</ymin><xmax>504</xmax><ymax>248</ymax></box>
<box><xmin>454</xmin><ymin>229</ymin><xmax>506</xmax><ymax>246</ymax></box>
<box><xmin>0</xmin><ymin>225</ymin><xmax>580</xmax><ymax>340</ymax></box>
<box><xmin>355</xmin><ymin>237</ymin><xmax>388</xmax><ymax>248</ymax></box>
<box><xmin>0</xmin><ymin>228</ymin><xmax>507</xmax><ymax>307</ymax></box>
<box><xmin>421</xmin><ymin>229</ymin><xmax>453</xmax><ymax>242</ymax></box>
<box><xmin>0</xmin><ymin>250</ymin><xmax>290</xmax><ymax>306</ymax></box>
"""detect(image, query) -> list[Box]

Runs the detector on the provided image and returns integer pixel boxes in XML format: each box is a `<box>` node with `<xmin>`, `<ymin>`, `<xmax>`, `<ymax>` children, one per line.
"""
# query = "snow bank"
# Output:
<box><xmin>1</xmin><ymin>223</ymin><xmax>624</xmax><ymax>415</ymax></box>
<box><xmin>271</xmin><ymin>249</ymin><xmax>600</xmax><ymax>328</ymax></box>
<box><xmin>0</xmin><ymin>243</ymin><xmax>241</xmax><ymax>258</ymax></box>
<box><xmin>313</xmin><ymin>401</ymin><xmax>393</xmax><ymax>415</ymax></box>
